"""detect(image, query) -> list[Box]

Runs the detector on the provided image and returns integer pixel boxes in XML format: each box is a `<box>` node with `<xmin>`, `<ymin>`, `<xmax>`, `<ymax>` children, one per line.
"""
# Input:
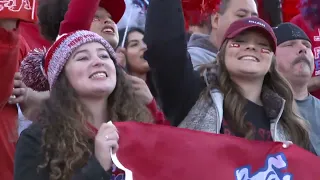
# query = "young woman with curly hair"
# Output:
<box><xmin>15</xmin><ymin>0</ymin><xmax>125</xmax><ymax>122</ymax></box>
<box><xmin>19</xmin><ymin>0</ymin><xmax>167</xmax><ymax>125</ymax></box>
<box><xmin>14</xmin><ymin>29</ymin><xmax>156</xmax><ymax>180</ymax></box>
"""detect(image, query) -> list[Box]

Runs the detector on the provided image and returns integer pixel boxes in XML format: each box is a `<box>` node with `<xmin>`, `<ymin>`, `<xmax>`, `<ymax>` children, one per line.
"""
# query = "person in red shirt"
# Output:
<box><xmin>291</xmin><ymin>14</ymin><xmax>320</xmax><ymax>99</ymax></box>
<box><xmin>0</xmin><ymin>0</ymin><xmax>36</xmax><ymax>178</ymax></box>
<box><xmin>19</xmin><ymin>22</ymin><xmax>51</xmax><ymax>50</ymax></box>
<box><xmin>282</xmin><ymin>0</ymin><xmax>300</xmax><ymax>22</ymax></box>
<box><xmin>0</xmin><ymin>18</ymin><xmax>20</xmax><ymax>180</ymax></box>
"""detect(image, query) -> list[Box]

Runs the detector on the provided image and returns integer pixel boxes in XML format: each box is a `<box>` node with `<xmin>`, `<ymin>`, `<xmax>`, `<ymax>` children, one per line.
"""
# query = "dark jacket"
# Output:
<box><xmin>144</xmin><ymin>0</ymin><xmax>205</xmax><ymax>126</ymax></box>
<box><xmin>14</xmin><ymin>124</ymin><xmax>111</xmax><ymax>180</ymax></box>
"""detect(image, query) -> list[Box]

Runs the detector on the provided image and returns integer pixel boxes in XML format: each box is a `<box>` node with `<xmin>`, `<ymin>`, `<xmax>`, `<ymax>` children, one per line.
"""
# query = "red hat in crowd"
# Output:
<box><xmin>20</xmin><ymin>0</ymin><xmax>123</xmax><ymax>91</ymax></box>
<box><xmin>100</xmin><ymin>0</ymin><xmax>126</xmax><ymax>23</ymax></box>
<box><xmin>222</xmin><ymin>17</ymin><xmax>277</xmax><ymax>52</ymax></box>
<box><xmin>0</xmin><ymin>0</ymin><xmax>38</xmax><ymax>23</ymax></box>
<box><xmin>21</xmin><ymin>30</ymin><xmax>117</xmax><ymax>91</ymax></box>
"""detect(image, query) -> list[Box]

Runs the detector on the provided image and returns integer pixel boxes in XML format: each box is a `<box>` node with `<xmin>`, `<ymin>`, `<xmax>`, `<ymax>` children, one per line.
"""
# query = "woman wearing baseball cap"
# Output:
<box><xmin>156</xmin><ymin>16</ymin><xmax>312</xmax><ymax>151</ymax></box>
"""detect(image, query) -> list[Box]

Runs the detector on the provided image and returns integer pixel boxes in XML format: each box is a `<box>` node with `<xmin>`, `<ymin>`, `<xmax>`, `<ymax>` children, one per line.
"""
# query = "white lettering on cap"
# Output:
<box><xmin>248</xmin><ymin>20</ymin><xmax>266</xmax><ymax>27</ymax></box>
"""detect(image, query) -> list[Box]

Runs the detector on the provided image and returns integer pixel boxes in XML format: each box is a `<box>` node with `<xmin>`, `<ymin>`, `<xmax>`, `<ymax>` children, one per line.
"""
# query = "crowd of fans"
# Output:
<box><xmin>0</xmin><ymin>0</ymin><xmax>320</xmax><ymax>179</ymax></box>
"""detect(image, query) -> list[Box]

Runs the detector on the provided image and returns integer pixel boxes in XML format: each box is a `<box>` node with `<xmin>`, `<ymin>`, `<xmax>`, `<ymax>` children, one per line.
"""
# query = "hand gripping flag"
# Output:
<box><xmin>111</xmin><ymin>122</ymin><xmax>320</xmax><ymax>180</ymax></box>
<box><xmin>0</xmin><ymin>0</ymin><xmax>37</xmax><ymax>22</ymax></box>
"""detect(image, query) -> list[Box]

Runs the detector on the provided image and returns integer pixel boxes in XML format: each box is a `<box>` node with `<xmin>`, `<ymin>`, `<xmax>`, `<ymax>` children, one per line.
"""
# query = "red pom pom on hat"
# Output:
<box><xmin>20</xmin><ymin>48</ymin><xmax>50</xmax><ymax>92</ymax></box>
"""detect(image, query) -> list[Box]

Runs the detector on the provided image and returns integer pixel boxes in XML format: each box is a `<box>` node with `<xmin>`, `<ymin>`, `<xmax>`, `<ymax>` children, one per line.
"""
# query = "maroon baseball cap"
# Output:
<box><xmin>100</xmin><ymin>0</ymin><xmax>125</xmax><ymax>23</ymax></box>
<box><xmin>222</xmin><ymin>17</ymin><xmax>277</xmax><ymax>52</ymax></box>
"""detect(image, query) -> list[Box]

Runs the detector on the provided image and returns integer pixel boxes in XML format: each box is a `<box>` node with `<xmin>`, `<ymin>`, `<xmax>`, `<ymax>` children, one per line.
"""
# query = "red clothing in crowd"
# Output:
<box><xmin>19</xmin><ymin>22</ymin><xmax>51</xmax><ymax>49</ymax></box>
<box><xmin>0</xmin><ymin>27</ymin><xmax>29</xmax><ymax>180</ymax></box>
<box><xmin>291</xmin><ymin>14</ymin><xmax>320</xmax><ymax>99</ymax></box>
<box><xmin>0</xmin><ymin>0</ymin><xmax>34</xmax><ymax>178</ymax></box>
<box><xmin>147</xmin><ymin>99</ymin><xmax>170</xmax><ymax>125</ymax></box>
<box><xmin>282</xmin><ymin>0</ymin><xmax>300</xmax><ymax>22</ymax></box>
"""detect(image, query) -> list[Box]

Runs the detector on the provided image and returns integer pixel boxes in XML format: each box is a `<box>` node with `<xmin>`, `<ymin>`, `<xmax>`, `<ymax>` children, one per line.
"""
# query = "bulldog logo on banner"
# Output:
<box><xmin>235</xmin><ymin>153</ymin><xmax>293</xmax><ymax>180</ymax></box>
<box><xmin>0</xmin><ymin>0</ymin><xmax>37</xmax><ymax>22</ymax></box>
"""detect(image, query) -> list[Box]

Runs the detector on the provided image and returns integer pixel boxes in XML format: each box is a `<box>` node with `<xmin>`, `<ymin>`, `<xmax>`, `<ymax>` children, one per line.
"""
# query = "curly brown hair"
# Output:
<box><xmin>37</xmin><ymin>65</ymin><xmax>153</xmax><ymax>180</ymax></box>
<box><xmin>37</xmin><ymin>0</ymin><xmax>70</xmax><ymax>42</ymax></box>
<box><xmin>203</xmin><ymin>41</ymin><xmax>311</xmax><ymax>150</ymax></box>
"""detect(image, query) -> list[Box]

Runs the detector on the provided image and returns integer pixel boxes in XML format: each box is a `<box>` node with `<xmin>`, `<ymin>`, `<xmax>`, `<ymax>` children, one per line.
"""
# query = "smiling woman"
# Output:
<box><xmin>65</xmin><ymin>42</ymin><xmax>117</xmax><ymax>98</ymax></box>
<box><xmin>224</xmin><ymin>30</ymin><xmax>273</xmax><ymax>80</ymax></box>
<box><xmin>14</xmin><ymin>30</ymin><xmax>154</xmax><ymax>180</ymax></box>
<box><xmin>178</xmin><ymin>17</ymin><xmax>313</xmax><ymax>153</ymax></box>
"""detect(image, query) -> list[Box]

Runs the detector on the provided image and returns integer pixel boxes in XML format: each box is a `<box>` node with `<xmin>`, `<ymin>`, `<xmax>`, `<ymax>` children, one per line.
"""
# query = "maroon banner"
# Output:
<box><xmin>114</xmin><ymin>122</ymin><xmax>320</xmax><ymax>180</ymax></box>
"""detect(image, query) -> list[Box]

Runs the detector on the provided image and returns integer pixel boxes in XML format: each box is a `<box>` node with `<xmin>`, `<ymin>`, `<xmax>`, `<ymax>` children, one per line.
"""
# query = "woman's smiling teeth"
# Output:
<box><xmin>239</xmin><ymin>55</ymin><xmax>259</xmax><ymax>62</ymax></box>
<box><xmin>90</xmin><ymin>72</ymin><xmax>107</xmax><ymax>79</ymax></box>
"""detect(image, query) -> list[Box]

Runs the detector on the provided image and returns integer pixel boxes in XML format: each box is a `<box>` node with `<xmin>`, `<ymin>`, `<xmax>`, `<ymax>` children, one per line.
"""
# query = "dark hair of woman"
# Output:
<box><xmin>203</xmin><ymin>40</ymin><xmax>310</xmax><ymax>150</ymax></box>
<box><xmin>118</xmin><ymin>27</ymin><xmax>145</xmax><ymax>48</ymax></box>
<box><xmin>118</xmin><ymin>27</ymin><xmax>161</xmax><ymax>105</ymax></box>
<box><xmin>37</xmin><ymin>64</ymin><xmax>153</xmax><ymax>180</ymax></box>
<box><xmin>37</xmin><ymin>0</ymin><xmax>70</xmax><ymax>42</ymax></box>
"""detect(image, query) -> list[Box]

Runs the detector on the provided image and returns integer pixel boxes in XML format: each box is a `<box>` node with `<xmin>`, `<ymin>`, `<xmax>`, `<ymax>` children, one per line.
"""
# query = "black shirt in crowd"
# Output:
<box><xmin>221</xmin><ymin>100</ymin><xmax>272</xmax><ymax>141</ymax></box>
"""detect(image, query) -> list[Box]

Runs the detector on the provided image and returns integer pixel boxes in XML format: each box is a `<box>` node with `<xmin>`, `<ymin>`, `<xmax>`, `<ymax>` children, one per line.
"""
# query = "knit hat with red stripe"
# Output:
<box><xmin>20</xmin><ymin>30</ymin><xmax>116</xmax><ymax>91</ymax></box>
